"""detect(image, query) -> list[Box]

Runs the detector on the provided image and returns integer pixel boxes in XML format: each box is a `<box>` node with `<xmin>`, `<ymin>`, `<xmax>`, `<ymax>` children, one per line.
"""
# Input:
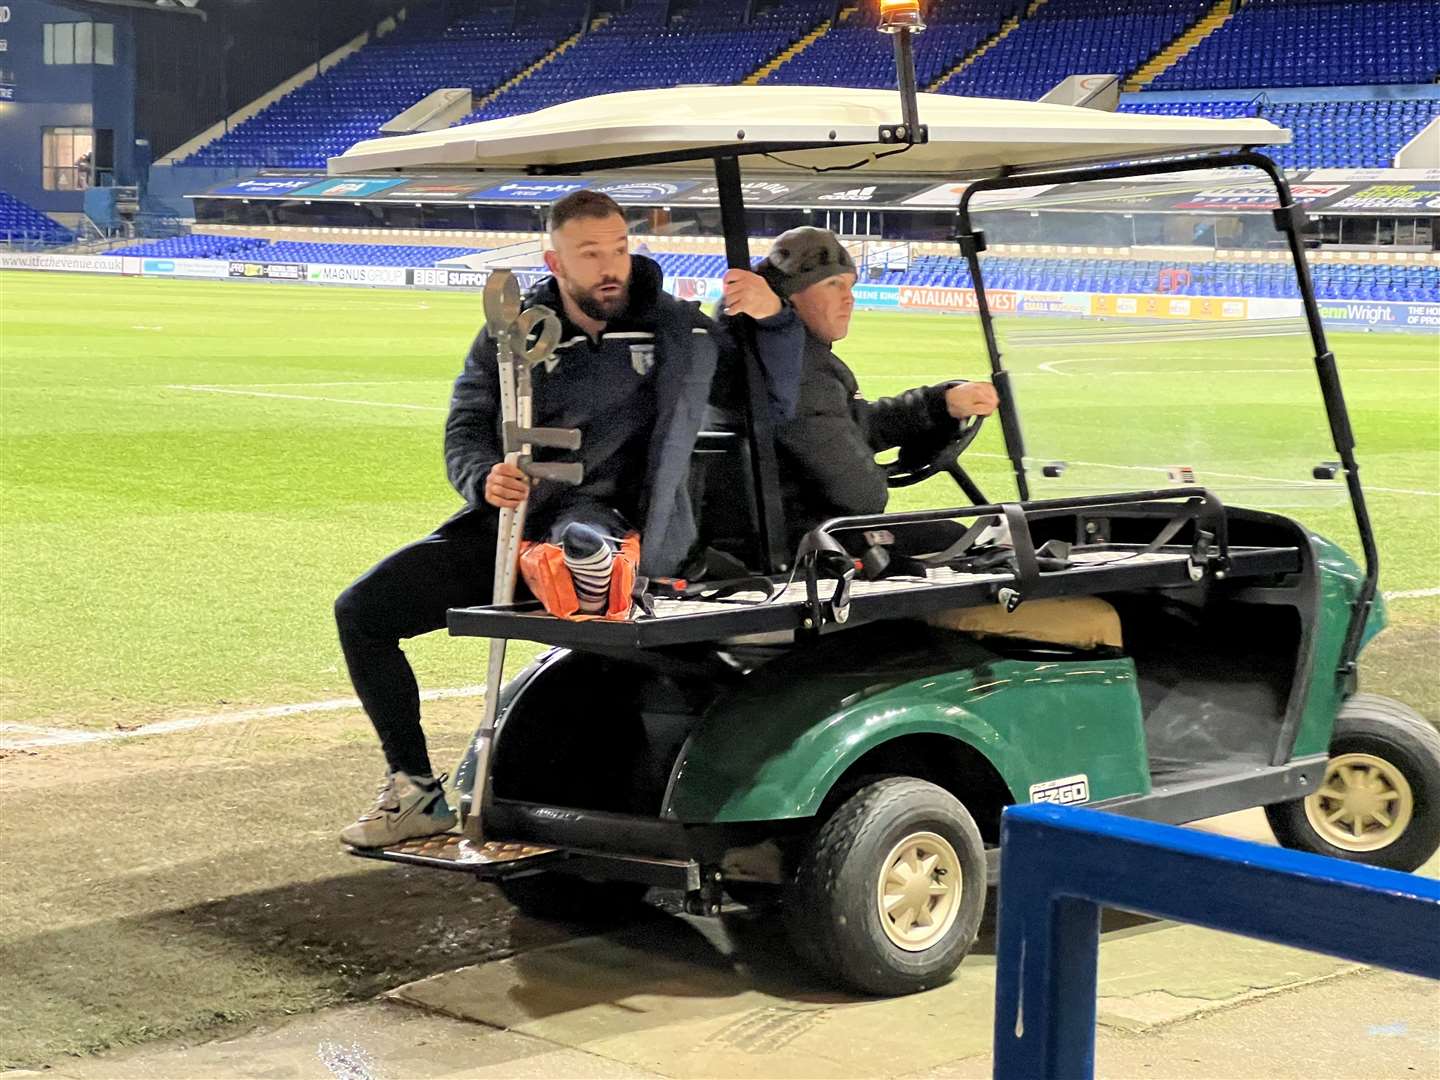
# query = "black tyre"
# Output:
<box><xmin>1265</xmin><ymin>694</ymin><xmax>1440</xmax><ymax>872</ymax></box>
<box><xmin>495</xmin><ymin>873</ymin><xmax>650</xmax><ymax>923</ymax></box>
<box><xmin>784</xmin><ymin>777</ymin><xmax>986</xmax><ymax>996</ymax></box>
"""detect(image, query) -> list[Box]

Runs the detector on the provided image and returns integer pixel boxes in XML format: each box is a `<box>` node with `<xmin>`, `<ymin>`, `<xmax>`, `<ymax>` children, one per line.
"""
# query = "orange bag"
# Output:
<box><xmin>519</xmin><ymin>533</ymin><xmax>640</xmax><ymax>621</ymax></box>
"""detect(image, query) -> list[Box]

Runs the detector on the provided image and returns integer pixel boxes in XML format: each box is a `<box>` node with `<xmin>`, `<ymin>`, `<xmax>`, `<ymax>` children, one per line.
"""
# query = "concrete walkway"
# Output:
<box><xmin>13</xmin><ymin>965</ymin><xmax>1436</xmax><ymax>1079</ymax></box>
<box><xmin>9</xmin><ymin>812</ymin><xmax>1438</xmax><ymax>1080</ymax></box>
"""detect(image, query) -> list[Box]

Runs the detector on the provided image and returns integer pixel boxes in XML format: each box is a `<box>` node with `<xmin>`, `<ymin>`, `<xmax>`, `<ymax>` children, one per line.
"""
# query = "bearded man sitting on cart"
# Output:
<box><xmin>722</xmin><ymin>227</ymin><xmax>999</xmax><ymax>546</ymax></box>
<box><xmin>334</xmin><ymin>190</ymin><xmax>800</xmax><ymax>847</ymax></box>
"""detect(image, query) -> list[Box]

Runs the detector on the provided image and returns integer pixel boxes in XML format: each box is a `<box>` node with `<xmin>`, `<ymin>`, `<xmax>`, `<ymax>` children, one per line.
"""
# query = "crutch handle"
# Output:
<box><xmin>520</xmin><ymin>460</ymin><xmax>585</xmax><ymax>486</ymax></box>
<box><xmin>504</xmin><ymin>421</ymin><xmax>582</xmax><ymax>452</ymax></box>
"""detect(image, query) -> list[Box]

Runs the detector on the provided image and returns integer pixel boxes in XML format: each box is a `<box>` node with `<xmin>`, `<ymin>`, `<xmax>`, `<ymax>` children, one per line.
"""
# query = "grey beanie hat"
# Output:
<box><xmin>758</xmin><ymin>227</ymin><xmax>856</xmax><ymax>298</ymax></box>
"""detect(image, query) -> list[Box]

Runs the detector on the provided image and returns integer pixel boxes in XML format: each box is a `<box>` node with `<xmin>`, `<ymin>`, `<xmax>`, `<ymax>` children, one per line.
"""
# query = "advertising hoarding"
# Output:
<box><xmin>376</xmin><ymin>180</ymin><xmax>490</xmax><ymax>201</ymax></box>
<box><xmin>1318</xmin><ymin>299</ymin><xmax>1440</xmax><ymax>330</ymax></box>
<box><xmin>0</xmin><ymin>253</ymin><xmax>122</xmax><ymax>273</ymax></box>
<box><xmin>592</xmin><ymin>179</ymin><xmax>703</xmax><ymax>203</ymax></box>
<box><xmin>306</xmin><ymin>264</ymin><xmax>408</xmax><ymax>286</ymax></box>
<box><xmin>228</xmin><ymin>261</ymin><xmax>306</xmax><ymax>280</ymax></box>
<box><xmin>898</xmin><ymin>285</ymin><xmax>1018</xmax><ymax>312</ymax></box>
<box><xmin>1089</xmin><ymin>293</ymin><xmax>1248</xmax><ymax>320</ymax></box>
<box><xmin>468</xmin><ymin>179</ymin><xmax>590</xmax><ymax>202</ymax></box>
<box><xmin>851</xmin><ymin>283</ymin><xmax>900</xmax><ymax>309</ymax></box>
<box><xmin>208</xmin><ymin>177</ymin><xmax>318</xmax><ymax>197</ymax></box>
<box><xmin>289</xmin><ymin>177</ymin><xmax>409</xmax><ymax>199</ymax></box>
<box><xmin>674</xmin><ymin>179</ymin><xmax>821</xmax><ymax>205</ymax></box>
<box><xmin>1324</xmin><ymin>184</ymin><xmax>1440</xmax><ymax>214</ymax></box>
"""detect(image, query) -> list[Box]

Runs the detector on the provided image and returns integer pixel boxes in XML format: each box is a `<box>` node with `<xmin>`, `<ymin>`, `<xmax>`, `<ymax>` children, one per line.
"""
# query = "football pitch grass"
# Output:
<box><xmin>0</xmin><ymin>269</ymin><xmax>1437</xmax><ymax>1067</ymax></box>
<box><xmin>2</xmin><ymin>270</ymin><xmax>1437</xmax><ymax>730</ymax></box>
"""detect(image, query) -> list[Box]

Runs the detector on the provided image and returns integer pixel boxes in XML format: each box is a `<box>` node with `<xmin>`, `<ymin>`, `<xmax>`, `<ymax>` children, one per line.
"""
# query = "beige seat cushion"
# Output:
<box><xmin>925</xmin><ymin>596</ymin><xmax>1123</xmax><ymax>650</ymax></box>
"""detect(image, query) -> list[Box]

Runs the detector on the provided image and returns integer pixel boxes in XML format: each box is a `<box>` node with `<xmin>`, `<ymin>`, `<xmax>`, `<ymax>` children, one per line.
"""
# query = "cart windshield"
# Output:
<box><xmin>966</xmin><ymin>162</ymin><xmax>1351</xmax><ymax>527</ymax></box>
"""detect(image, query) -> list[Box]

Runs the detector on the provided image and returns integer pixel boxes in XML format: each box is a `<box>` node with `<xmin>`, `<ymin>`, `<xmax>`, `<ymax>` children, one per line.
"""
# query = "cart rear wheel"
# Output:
<box><xmin>495</xmin><ymin>873</ymin><xmax>650</xmax><ymax>924</ymax></box>
<box><xmin>1265</xmin><ymin>694</ymin><xmax>1440</xmax><ymax>872</ymax></box>
<box><xmin>784</xmin><ymin>777</ymin><xmax>986</xmax><ymax>996</ymax></box>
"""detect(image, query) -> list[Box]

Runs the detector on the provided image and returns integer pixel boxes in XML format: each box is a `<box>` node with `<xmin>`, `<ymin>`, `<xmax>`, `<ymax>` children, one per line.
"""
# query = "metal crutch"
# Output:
<box><xmin>462</xmin><ymin>270</ymin><xmax>581</xmax><ymax>843</ymax></box>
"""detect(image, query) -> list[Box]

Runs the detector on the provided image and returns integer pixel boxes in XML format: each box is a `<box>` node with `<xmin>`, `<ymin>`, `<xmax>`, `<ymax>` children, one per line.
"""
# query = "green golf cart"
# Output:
<box><xmin>332</xmin><ymin>84</ymin><xmax>1439</xmax><ymax>996</ymax></box>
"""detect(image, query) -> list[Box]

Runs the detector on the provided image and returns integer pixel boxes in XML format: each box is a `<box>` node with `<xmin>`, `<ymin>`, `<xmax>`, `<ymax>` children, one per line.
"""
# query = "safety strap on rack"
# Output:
<box><xmin>913</xmin><ymin>516</ymin><xmax>1000</xmax><ymax>569</ymax></box>
<box><xmin>632</xmin><ymin>573</ymin><xmax>779</xmax><ymax>618</ymax></box>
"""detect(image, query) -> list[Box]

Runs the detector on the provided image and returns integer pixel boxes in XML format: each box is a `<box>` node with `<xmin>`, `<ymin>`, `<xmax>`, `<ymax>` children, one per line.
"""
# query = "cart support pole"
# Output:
<box><xmin>954</xmin><ymin>209</ymin><xmax>1030</xmax><ymax>501</ymax></box>
<box><xmin>892</xmin><ymin>28</ymin><xmax>921</xmax><ymax>141</ymax></box>
<box><xmin>715</xmin><ymin>154</ymin><xmax>791</xmax><ymax>573</ymax></box>
<box><xmin>1262</xmin><ymin>167</ymin><xmax>1379</xmax><ymax>680</ymax></box>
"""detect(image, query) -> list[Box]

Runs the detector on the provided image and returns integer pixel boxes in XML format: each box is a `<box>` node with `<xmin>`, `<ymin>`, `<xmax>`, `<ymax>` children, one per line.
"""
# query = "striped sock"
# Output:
<box><xmin>560</xmin><ymin>522</ymin><xmax>615</xmax><ymax>614</ymax></box>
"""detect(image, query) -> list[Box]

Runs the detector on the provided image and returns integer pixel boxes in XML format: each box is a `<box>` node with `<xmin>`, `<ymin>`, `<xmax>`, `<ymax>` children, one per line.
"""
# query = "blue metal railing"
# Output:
<box><xmin>992</xmin><ymin>804</ymin><xmax>1440</xmax><ymax>1080</ymax></box>
<box><xmin>0</xmin><ymin>230</ymin><xmax>76</xmax><ymax>250</ymax></box>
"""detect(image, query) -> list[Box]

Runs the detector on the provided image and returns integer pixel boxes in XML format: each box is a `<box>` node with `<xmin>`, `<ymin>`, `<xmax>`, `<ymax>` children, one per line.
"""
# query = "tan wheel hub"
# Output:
<box><xmin>1305</xmin><ymin>752</ymin><xmax>1413</xmax><ymax>852</ymax></box>
<box><xmin>877</xmin><ymin>830</ymin><xmax>962</xmax><ymax>952</ymax></box>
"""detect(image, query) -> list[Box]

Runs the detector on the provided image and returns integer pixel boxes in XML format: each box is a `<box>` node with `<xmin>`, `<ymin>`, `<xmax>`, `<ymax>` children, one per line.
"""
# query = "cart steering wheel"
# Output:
<box><xmin>883</xmin><ymin>415</ymin><xmax>987</xmax><ymax>503</ymax></box>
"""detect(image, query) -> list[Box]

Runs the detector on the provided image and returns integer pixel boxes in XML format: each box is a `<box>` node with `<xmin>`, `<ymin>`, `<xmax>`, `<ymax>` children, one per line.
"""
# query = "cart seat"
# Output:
<box><xmin>689</xmin><ymin>408</ymin><xmax>766</xmax><ymax>571</ymax></box>
<box><xmin>925</xmin><ymin>596</ymin><xmax>1122</xmax><ymax>651</ymax></box>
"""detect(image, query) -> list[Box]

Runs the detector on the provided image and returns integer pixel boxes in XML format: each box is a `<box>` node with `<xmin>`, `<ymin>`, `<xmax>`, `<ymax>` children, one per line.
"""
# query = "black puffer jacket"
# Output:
<box><xmin>775</xmin><ymin>331</ymin><xmax>960</xmax><ymax>542</ymax></box>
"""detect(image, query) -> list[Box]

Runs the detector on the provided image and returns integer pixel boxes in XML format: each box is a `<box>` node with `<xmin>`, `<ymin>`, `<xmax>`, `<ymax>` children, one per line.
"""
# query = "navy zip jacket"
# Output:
<box><xmin>443</xmin><ymin>256</ymin><xmax>798</xmax><ymax>578</ymax></box>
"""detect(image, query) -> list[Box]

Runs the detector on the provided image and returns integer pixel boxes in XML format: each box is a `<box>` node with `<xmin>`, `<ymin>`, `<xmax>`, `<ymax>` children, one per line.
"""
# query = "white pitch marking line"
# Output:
<box><xmin>1384</xmin><ymin>587</ymin><xmax>1440</xmax><ymax>601</ymax></box>
<box><xmin>1034</xmin><ymin>365</ymin><xmax>1438</xmax><ymax>377</ymax></box>
<box><xmin>968</xmin><ymin>452</ymin><xmax>1440</xmax><ymax>498</ymax></box>
<box><xmin>1028</xmin><ymin>330</ymin><xmax>1303</xmax><ymax>361</ymax></box>
<box><xmin>166</xmin><ymin>385</ymin><xmax>445</xmax><ymax>412</ymax></box>
<box><xmin>0</xmin><ymin>724</ymin><xmax>101</xmax><ymax>747</ymax></box>
<box><xmin>1107</xmin><ymin>367</ymin><xmax>1438</xmax><ymax>375</ymax></box>
<box><xmin>868</xmin><ymin>367</ymin><xmax>1438</xmax><ymax>382</ymax></box>
<box><xmin>0</xmin><ymin>685</ymin><xmax>487</xmax><ymax>751</ymax></box>
<box><xmin>154</xmin><ymin>380</ymin><xmax>447</xmax><ymax>388</ymax></box>
<box><xmin>1035</xmin><ymin>354</ymin><xmax>1439</xmax><ymax>376</ymax></box>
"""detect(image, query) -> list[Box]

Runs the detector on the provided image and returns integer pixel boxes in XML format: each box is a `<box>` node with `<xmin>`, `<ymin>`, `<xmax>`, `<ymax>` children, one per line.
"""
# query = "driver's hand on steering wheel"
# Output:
<box><xmin>945</xmin><ymin>381</ymin><xmax>999</xmax><ymax>419</ymax></box>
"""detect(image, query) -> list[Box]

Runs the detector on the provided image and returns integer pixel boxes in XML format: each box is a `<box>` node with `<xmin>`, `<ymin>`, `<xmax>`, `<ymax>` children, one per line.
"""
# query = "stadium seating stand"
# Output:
<box><xmin>1</xmin><ymin>192</ymin><xmax>74</xmax><ymax>246</ymax></box>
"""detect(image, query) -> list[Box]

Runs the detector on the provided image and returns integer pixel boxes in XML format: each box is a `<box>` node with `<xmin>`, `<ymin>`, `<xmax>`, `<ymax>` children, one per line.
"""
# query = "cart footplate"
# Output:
<box><xmin>348</xmin><ymin>833</ymin><xmax>559</xmax><ymax>877</ymax></box>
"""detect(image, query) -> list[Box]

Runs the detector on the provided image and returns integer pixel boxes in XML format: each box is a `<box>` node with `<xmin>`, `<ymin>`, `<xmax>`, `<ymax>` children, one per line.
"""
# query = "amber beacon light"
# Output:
<box><xmin>878</xmin><ymin>0</ymin><xmax>926</xmax><ymax>33</ymax></box>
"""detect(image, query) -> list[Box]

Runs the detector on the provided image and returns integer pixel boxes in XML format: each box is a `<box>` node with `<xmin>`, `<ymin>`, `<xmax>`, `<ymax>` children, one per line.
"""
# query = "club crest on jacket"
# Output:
<box><xmin>630</xmin><ymin>343</ymin><xmax>656</xmax><ymax>376</ymax></box>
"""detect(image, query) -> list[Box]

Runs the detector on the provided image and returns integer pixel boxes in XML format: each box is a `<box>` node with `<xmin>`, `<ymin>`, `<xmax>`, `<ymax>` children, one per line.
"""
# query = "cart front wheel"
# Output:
<box><xmin>785</xmin><ymin>777</ymin><xmax>986</xmax><ymax>996</ymax></box>
<box><xmin>1265</xmin><ymin>694</ymin><xmax>1440</xmax><ymax>872</ymax></box>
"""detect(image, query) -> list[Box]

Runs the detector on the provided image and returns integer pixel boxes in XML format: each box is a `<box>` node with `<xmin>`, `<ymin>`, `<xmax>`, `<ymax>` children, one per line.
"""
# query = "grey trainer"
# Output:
<box><xmin>340</xmin><ymin>771</ymin><xmax>457</xmax><ymax>848</ymax></box>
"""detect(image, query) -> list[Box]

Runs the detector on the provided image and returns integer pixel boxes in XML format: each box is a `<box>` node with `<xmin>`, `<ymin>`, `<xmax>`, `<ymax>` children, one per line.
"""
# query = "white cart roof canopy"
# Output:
<box><xmin>328</xmin><ymin>86</ymin><xmax>1288</xmax><ymax>179</ymax></box>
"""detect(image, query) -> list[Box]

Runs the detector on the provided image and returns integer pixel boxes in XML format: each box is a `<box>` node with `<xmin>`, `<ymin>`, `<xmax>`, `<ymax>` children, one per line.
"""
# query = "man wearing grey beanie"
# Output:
<box><xmin>721</xmin><ymin>226</ymin><xmax>997</xmax><ymax>545</ymax></box>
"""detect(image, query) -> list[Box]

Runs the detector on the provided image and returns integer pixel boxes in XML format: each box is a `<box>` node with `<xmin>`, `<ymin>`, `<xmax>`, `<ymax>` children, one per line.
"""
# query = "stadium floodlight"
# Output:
<box><xmin>876</xmin><ymin>0</ymin><xmax>926</xmax><ymax>144</ymax></box>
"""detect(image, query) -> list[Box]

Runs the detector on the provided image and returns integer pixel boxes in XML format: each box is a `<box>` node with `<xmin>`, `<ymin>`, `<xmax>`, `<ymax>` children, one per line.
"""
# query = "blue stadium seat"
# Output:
<box><xmin>0</xmin><ymin>191</ymin><xmax>74</xmax><ymax>246</ymax></box>
<box><xmin>469</xmin><ymin>0</ymin><xmax>833</xmax><ymax>122</ymax></box>
<box><xmin>176</xmin><ymin>0</ymin><xmax>1440</xmax><ymax>169</ymax></box>
<box><xmin>1120</xmin><ymin>95</ymin><xmax>1440</xmax><ymax>169</ymax></box>
<box><xmin>763</xmin><ymin>2</ymin><xmax>1021</xmax><ymax>90</ymax></box>
<box><xmin>876</xmin><ymin>253</ymin><xmax>1439</xmax><ymax>304</ymax></box>
<box><xmin>107</xmin><ymin>234</ymin><xmax>491</xmax><ymax>267</ymax></box>
<box><xmin>938</xmin><ymin>0</ymin><xmax>1214</xmax><ymax>99</ymax></box>
<box><xmin>1150</xmin><ymin>0</ymin><xmax>1439</xmax><ymax>90</ymax></box>
<box><xmin>182</xmin><ymin>1</ymin><xmax>589</xmax><ymax>168</ymax></box>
